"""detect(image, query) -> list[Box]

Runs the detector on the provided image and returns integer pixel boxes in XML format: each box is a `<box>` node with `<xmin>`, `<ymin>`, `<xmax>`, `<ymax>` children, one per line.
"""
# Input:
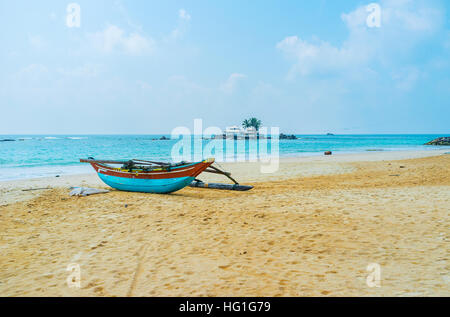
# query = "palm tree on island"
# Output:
<box><xmin>242</xmin><ymin>117</ymin><xmax>262</xmax><ymax>131</ymax></box>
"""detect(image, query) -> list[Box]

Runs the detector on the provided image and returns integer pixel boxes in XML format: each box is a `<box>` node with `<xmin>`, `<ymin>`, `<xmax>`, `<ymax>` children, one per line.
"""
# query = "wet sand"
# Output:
<box><xmin>0</xmin><ymin>150</ymin><xmax>449</xmax><ymax>296</ymax></box>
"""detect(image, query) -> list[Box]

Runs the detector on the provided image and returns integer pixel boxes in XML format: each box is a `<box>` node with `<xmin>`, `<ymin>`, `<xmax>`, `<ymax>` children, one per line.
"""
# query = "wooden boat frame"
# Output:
<box><xmin>80</xmin><ymin>158</ymin><xmax>253</xmax><ymax>193</ymax></box>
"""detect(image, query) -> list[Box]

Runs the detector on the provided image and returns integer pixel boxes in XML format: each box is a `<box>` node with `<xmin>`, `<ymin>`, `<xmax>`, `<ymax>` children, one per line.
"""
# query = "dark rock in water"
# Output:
<box><xmin>279</xmin><ymin>133</ymin><xmax>297</xmax><ymax>140</ymax></box>
<box><xmin>324</xmin><ymin>151</ymin><xmax>332</xmax><ymax>155</ymax></box>
<box><xmin>425</xmin><ymin>137</ymin><xmax>450</xmax><ymax>145</ymax></box>
<box><xmin>326</xmin><ymin>133</ymin><xmax>334</xmax><ymax>136</ymax></box>
<box><xmin>159</xmin><ymin>136</ymin><xmax>169</xmax><ymax>140</ymax></box>
<box><xmin>0</xmin><ymin>139</ymin><xmax>15</xmax><ymax>142</ymax></box>
<box><xmin>55</xmin><ymin>175</ymin><xmax>60</xmax><ymax>177</ymax></box>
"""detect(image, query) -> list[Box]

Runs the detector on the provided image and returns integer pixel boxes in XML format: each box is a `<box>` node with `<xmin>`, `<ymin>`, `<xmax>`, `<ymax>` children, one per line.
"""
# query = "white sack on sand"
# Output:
<box><xmin>69</xmin><ymin>187</ymin><xmax>109</xmax><ymax>196</ymax></box>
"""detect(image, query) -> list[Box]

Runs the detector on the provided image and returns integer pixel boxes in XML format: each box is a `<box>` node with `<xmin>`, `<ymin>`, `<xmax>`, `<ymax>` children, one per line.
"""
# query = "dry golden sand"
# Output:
<box><xmin>0</xmin><ymin>153</ymin><xmax>449</xmax><ymax>296</ymax></box>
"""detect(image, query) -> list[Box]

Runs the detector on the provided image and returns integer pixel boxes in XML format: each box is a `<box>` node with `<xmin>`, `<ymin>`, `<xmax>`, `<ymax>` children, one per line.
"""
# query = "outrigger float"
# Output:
<box><xmin>80</xmin><ymin>158</ymin><xmax>253</xmax><ymax>194</ymax></box>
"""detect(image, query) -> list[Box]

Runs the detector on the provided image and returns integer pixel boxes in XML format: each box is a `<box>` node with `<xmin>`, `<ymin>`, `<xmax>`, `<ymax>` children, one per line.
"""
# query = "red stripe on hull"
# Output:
<box><xmin>90</xmin><ymin>161</ymin><xmax>213</xmax><ymax>180</ymax></box>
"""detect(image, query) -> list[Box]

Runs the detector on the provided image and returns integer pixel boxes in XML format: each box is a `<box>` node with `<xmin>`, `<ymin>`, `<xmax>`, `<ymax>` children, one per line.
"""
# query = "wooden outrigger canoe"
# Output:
<box><xmin>80</xmin><ymin>158</ymin><xmax>253</xmax><ymax>194</ymax></box>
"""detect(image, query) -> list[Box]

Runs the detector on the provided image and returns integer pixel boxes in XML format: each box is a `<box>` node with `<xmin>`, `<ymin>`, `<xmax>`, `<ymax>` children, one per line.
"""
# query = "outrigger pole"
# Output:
<box><xmin>188</xmin><ymin>180</ymin><xmax>253</xmax><ymax>191</ymax></box>
<box><xmin>80</xmin><ymin>158</ymin><xmax>170</xmax><ymax>166</ymax></box>
<box><xmin>189</xmin><ymin>164</ymin><xmax>253</xmax><ymax>191</ymax></box>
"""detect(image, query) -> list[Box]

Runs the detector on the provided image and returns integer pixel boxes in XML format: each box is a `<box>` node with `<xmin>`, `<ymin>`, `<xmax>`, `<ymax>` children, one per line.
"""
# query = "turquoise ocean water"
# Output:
<box><xmin>0</xmin><ymin>134</ymin><xmax>448</xmax><ymax>181</ymax></box>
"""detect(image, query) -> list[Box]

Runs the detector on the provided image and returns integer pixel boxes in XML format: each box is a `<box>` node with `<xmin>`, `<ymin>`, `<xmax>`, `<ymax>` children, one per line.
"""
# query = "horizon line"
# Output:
<box><xmin>1</xmin><ymin>133</ymin><xmax>449</xmax><ymax>136</ymax></box>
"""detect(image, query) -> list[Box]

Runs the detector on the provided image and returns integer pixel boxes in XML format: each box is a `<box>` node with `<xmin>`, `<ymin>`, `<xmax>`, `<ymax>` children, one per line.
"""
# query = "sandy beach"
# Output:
<box><xmin>0</xmin><ymin>149</ymin><xmax>449</xmax><ymax>296</ymax></box>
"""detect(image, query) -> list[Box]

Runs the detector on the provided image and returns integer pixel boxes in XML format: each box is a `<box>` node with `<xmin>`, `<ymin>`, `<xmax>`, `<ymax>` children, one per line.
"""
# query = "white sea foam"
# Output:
<box><xmin>0</xmin><ymin>164</ymin><xmax>92</xmax><ymax>181</ymax></box>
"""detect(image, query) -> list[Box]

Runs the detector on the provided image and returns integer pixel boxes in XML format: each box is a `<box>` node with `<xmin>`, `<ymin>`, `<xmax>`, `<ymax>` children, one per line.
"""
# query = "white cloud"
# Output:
<box><xmin>16</xmin><ymin>64</ymin><xmax>49</xmax><ymax>79</ymax></box>
<box><xmin>29</xmin><ymin>35</ymin><xmax>45</xmax><ymax>49</ymax></box>
<box><xmin>220</xmin><ymin>73</ymin><xmax>247</xmax><ymax>93</ymax></box>
<box><xmin>88</xmin><ymin>25</ymin><xmax>154</xmax><ymax>55</ymax></box>
<box><xmin>277</xmin><ymin>0</ymin><xmax>444</xmax><ymax>79</ymax></box>
<box><xmin>179</xmin><ymin>9</ymin><xmax>191</xmax><ymax>21</ymax></box>
<box><xmin>167</xmin><ymin>9</ymin><xmax>192</xmax><ymax>42</ymax></box>
<box><xmin>340</xmin><ymin>5</ymin><xmax>367</xmax><ymax>31</ymax></box>
<box><xmin>113</xmin><ymin>0</ymin><xmax>143</xmax><ymax>32</ymax></box>
<box><xmin>56</xmin><ymin>64</ymin><xmax>101</xmax><ymax>78</ymax></box>
<box><xmin>168</xmin><ymin>29</ymin><xmax>183</xmax><ymax>41</ymax></box>
<box><xmin>276</xmin><ymin>36</ymin><xmax>365</xmax><ymax>77</ymax></box>
<box><xmin>341</xmin><ymin>0</ymin><xmax>443</xmax><ymax>32</ymax></box>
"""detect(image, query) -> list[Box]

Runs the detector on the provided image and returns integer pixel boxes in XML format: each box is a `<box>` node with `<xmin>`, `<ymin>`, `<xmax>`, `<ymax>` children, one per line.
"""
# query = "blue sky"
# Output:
<box><xmin>0</xmin><ymin>0</ymin><xmax>448</xmax><ymax>134</ymax></box>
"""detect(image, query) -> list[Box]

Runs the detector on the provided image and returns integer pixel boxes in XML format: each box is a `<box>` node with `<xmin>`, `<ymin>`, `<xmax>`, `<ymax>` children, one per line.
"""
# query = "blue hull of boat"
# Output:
<box><xmin>98</xmin><ymin>173</ymin><xmax>195</xmax><ymax>194</ymax></box>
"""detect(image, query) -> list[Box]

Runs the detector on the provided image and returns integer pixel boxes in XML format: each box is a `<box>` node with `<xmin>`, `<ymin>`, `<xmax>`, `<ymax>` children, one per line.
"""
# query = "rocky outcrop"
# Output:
<box><xmin>152</xmin><ymin>136</ymin><xmax>169</xmax><ymax>140</ymax></box>
<box><xmin>424</xmin><ymin>137</ymin><xmax>450</xmax><ymax>145</ymax></box>
<box><xmin>279</xmin><ymin>133</ymin><xmax>297</xmax><ymax>140</ymax></box>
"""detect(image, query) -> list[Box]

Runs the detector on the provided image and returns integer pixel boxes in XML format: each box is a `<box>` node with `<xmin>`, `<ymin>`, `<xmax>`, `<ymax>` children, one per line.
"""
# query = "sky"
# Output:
<box><xmin>0</xmin><ymin>0</ymin><xmax>449</xmax><ymax>134</ymax></box>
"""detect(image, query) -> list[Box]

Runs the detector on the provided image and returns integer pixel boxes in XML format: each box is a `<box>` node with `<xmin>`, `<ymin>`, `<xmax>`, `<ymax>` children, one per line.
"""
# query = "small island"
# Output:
<box><xmin>151</xmin><ymin>136</ymin><xmax>170</xmax><ymax>140</ymax></box>
<box><xmin>279</xmin><ymin>133</ymin><xmax>298</xmax><ymax>140</ymax></box>
<box><xmin>424</xmin><ymin>137</ymin><xmax>450</xmax><ymax>145</ymax></box>
<box><xmin>212</xmin><ymin>118</ymin><xmax>299</xmax><ymax>140</ymax></box>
